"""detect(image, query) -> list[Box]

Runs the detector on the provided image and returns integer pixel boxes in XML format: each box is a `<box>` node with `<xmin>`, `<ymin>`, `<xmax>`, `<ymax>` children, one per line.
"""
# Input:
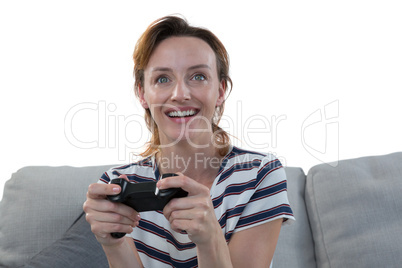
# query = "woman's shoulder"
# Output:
<box><xmin>224</xmin><ymin>146</ymin><xmax>281</xmax><ymax>167</ymax></box>
<box><xmin>99</xmin><ymin>156</ymin><xmax>155</xmax><ymax>184</ymax></box>
<box><xmin>216</xmin><ymin>146</ymin><xmax>283</xmax><ymax>186</ymax></box>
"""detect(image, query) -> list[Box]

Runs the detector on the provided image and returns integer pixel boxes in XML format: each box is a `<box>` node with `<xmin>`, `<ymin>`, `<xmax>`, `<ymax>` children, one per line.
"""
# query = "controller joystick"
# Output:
<box><xmin>107</xmin><ymin>173</ymin><xmax>187</xmax><ymax>238</ymax></box>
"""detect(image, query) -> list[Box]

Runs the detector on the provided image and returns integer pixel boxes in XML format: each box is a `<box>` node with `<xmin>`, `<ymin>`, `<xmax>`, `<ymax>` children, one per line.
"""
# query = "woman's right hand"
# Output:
<box><xmin>83</xmin><ymin>176</ymin><xmax>141</xmax><ymax>246</ymax></box>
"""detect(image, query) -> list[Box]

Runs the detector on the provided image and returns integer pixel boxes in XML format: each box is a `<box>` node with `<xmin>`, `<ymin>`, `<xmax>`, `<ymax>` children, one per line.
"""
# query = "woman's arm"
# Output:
<box><xmin>159</xmin><ymin>173</ymin><xmax>284</xmax><ymax>267</ymax></box>
<box><xmin>83</xmin><ymin>178</ymin><xmax>143</xmax><ymax>267</ymax></box>
<box><xmin>228</xmin><ymin>219</ymin><xmax>282</xmax><ymax>267</ymax></box>
<box><xmin>159</xmin><ymin>174</ymin><xmax>233</xmax><ymax>267</ymax></box>
<box><xmin>196</xmin><ymin>219</ymin><xmax>282</xmax><ymax>268</ymax></box>
<box><xmin>102</xmin><ymin>237</ymin><xmax>143</xmax><ymax>268</ymax></box>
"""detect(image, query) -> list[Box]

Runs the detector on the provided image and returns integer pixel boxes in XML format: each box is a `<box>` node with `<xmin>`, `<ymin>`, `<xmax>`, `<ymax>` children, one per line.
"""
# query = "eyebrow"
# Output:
<box><xmin>151</xmin><ymin>64</ymin><xmax>211</xmax><ymax>73</ymax></box>
<box><xmin>188</xmin><ymin>64</ymin><xmax>211</xmax><ymax>71</ymax></box>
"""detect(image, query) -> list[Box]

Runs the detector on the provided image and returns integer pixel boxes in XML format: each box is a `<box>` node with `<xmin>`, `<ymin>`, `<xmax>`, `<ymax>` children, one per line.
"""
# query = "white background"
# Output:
<box><xmin>1</xmin><ymin>0</ymin><xmax>401</xmax><ymax>200</ymax></box>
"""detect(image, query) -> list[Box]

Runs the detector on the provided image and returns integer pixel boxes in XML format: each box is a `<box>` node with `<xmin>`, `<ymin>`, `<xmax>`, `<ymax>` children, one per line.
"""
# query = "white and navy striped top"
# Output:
<box><xmin>99</xmin><ymin>146</ymin><xmax>294</xmax><ymax>267</ymax></box>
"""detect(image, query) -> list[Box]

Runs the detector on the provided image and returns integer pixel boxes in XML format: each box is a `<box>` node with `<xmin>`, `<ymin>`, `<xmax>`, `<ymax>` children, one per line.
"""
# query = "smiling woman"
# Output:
<box><xmin>139</xmin><ymin>36</ymin><xmax>225</xmax><ymax>153</ymax></box>
<box><xmin>83</xmin><ymin>15</ymin><xmax>294</xmax><ymax>268</ymax></box>
<box><xmin>133</xmin><ymin>16</ymin><xmax>233</xmax><ymax>158</ymax></box>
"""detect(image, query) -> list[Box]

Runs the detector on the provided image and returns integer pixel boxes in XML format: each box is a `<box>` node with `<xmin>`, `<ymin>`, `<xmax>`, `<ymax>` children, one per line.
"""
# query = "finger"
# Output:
<box><xmin>169</xmin><ymin>218</ymin><xmax>192</xmax><ymax>234</ymax></box>
<box><xmin>118</xmin><ymin>174</ymin><xmax>130</xmax><ymax>181</ymax></box>
<box><xmin>91</xmin><ymin>220</ymin><xmax>136</xmax><ymax>239</ymax></box>
<box><xmin>162</xmin><ymin>196</ymin><xmax>195</xmax><ymax>219</ymax></box>
<box><xmin>87</xmin><ymin>183</ymin><xmax>121</xmax><ymax>199</ymax></box>
<box><xmin>165</xmin><ymin>201</ymin><xmax>210</xmax><ymax>223</ymax></box>
<box><xmin>85</xmin><ymin>202</ymin><xmax>140</xmax><ymax>239</ymax></box>
<box><xmin>166</xmin><ymin>207</ymin><xmax>195</xmax><ymax>222</ymax></box>
<box><xmin>85</xmin><ymin>208</ymin><xmax>137</xmax><ymax>226</ymax></box>
<box><xmin>84</xmin><ymin>198</ymin><xmax>140</xmax><ymax>222</ymax></box>
<box><xmin>157</xmin><ymin>173</ymin><xmax>209</xmax><ymax>196</ymax></box>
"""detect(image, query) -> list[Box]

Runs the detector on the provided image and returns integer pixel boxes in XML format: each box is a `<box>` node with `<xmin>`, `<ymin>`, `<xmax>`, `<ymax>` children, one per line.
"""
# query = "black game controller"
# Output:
<box><xmin>107</xmin><ymin>173</ymin><xmax>187</xmax><ymax>238</ymax></box>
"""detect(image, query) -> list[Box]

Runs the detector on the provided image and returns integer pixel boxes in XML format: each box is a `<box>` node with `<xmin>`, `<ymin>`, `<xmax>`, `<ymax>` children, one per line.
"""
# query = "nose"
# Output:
<box><xmin>170</xmin><ymin>79</ymin><xmax>190</xmax><ymax>102</ymax></box>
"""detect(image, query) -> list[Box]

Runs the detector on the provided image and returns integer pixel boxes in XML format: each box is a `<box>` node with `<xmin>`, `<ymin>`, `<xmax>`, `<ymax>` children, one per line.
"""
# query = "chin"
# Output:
<box><xmin>160</xmin><ymin>128</ymin><xmax>210</xmax><ymax>148</ymax></box>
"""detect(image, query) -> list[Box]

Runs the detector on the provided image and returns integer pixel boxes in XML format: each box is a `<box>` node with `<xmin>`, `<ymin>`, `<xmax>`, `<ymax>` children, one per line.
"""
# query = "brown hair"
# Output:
<box><xmin>133</xmin><ymin>15</ymin><xmax>233</xmax><ymax>157</ymax></box>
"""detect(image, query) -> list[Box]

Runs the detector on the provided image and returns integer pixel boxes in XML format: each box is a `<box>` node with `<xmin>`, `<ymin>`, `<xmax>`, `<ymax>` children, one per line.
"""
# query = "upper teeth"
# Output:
<box><xmin>168</xmin><ymin>110</ymin><xmax>196</xmax><ymax>117</ymax></box>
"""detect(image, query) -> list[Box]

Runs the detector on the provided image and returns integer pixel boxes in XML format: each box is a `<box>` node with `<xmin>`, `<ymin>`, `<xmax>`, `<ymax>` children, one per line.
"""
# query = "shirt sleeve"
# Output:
<box><xmin>98</xmin><ymin>167</ymin><xmax>119</xmax><ymax>184</ymax></box>
<box><xmin>233</xmin><ymin>155</ymin><xmax>295</xmax><ymax>234</ymax></box>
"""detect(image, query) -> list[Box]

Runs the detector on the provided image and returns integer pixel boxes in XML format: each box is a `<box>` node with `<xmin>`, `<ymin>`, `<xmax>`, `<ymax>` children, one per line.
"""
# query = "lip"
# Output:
<box><xmin>164</xmin><ymin>106</ymin><xmax>200</xmax><ymax>123</ymax></box>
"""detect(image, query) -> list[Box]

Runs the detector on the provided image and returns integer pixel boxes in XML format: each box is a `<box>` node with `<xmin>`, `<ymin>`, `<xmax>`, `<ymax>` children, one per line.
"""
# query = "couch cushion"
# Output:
<box><xmin>21</xmin><ymin>212</ymin><xmax>108</xmax><ymax>267</ymax></box>
<box><xmin>273</xmin><ymin>167</ymin><xmax>316</xmax><ymax>268</ymax></box>
<box><xmin>305</xmin><ymin>152</ymin><xmax>402</xmax><ymax>268</ymax></box>
<box><xmin>0</xmin><ymin>165</ymin><xmax>114</xmax><ymax>267</ymax></box>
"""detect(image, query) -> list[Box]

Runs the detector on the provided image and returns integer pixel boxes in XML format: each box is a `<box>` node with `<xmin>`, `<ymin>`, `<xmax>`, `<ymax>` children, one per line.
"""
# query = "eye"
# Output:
<box><xmin>192</xmin><ymin>74</ymin><xmax>206</xmax><ymax>81</ymax></box>
<box><xmin>157</xmin><ymin>76</ymin><xmax>170</xmax><ymax>84</ymax></box>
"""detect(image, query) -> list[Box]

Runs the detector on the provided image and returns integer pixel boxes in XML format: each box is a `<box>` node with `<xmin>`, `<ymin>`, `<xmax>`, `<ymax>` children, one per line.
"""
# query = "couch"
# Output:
<box><xmin>0</xmin><ymin>152</ymin><xmax>401</xmax><ymax>267</ymax></box>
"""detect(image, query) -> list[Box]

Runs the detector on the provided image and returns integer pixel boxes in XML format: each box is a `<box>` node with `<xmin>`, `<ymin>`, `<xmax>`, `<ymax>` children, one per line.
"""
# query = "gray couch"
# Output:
<box><xmin>1</xmin><ymin>152</ymin><xmax>401</xmax><ymax>267</ymax></box>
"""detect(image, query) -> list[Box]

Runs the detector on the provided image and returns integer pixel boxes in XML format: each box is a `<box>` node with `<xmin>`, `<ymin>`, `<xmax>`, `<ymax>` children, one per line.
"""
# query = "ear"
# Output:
<box><xmin>138</xmin><ymin>84</ymin><xmax>149</xmax><ymax>109</ymax></box>
<box><xmin>216</xmin><ymin>80</ymin><xmax>226</xmax><ymax>107</ymax></box>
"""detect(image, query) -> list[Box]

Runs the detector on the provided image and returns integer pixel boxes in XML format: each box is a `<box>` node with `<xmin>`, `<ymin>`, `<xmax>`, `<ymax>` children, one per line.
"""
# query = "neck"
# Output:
<box><xmin>156</xmin><ymin>142</ymin><xmax>224</xmax><ymax>184</ymax></box>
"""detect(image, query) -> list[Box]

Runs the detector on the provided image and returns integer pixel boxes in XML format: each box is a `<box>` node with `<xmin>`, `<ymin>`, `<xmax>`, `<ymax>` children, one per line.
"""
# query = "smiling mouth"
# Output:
<box><xmin>167</xmin><ymin>109</ymin><xmax>198</xmax><ymax>118</ymax></box>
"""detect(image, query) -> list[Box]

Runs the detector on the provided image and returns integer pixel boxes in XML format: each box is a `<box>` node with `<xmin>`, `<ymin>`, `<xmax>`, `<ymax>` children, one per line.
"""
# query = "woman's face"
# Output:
<box><xmin>139</xmin><ymin>36</ymin><xmax>225</xmax><ymax>147</ymax></box>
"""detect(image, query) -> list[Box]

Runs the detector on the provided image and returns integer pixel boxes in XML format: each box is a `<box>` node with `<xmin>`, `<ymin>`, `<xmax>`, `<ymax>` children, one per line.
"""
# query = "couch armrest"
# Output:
<box><xmin>273</xmin><ymin>167</ymin><xmax>316</xmax><ymax>268</ymax></box>
<box><xmin>0</xmin><ymin>165</ymin><xmax>114</xmax><ymax>267</ymax></box>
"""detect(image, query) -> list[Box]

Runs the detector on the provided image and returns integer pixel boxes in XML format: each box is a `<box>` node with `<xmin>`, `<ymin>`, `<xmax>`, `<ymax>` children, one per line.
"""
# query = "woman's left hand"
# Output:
<box><xmin>157</xmin><ymin>172</ymin><xmax>221</xmax><ymax>246</ymax></box>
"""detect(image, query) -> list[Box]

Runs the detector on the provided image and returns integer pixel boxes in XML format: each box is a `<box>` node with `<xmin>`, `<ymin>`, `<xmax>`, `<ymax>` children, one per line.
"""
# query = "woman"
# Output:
<box><xmin>83</xmin><ymin>15</ymin><xmax>294</xmax><ymax>267</ymax></box>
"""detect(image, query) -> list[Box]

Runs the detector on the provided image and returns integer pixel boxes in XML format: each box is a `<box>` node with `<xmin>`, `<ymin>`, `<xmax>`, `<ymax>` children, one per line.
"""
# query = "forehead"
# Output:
<box><xmin>146</xmin><ymin>36</ymin><xmax>217</xmax><ymax>71</ymax></box>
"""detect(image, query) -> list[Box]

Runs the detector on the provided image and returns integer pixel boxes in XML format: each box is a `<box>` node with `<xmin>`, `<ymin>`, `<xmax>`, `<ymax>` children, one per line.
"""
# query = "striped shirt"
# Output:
<box><xmin>99</xmin><ymin>146</ymin><xmax>294</xmax><ymax>267</ymax></box>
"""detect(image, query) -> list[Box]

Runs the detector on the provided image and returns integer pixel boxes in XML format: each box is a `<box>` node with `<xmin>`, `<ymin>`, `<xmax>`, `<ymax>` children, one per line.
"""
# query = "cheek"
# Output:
<box><xmin>206</xmin><ymin>88</ymin><xmax>222</xmax><ymax>108</ymax></box>
<box><xmin>143</xmin><ymin>92</ymin><xmax>171</xmax><ymax>119</ymax></box>
<box><xmin>142</xmin><ymin>88</ymin><xmax>164</xmax><ymax>108</ymax></box>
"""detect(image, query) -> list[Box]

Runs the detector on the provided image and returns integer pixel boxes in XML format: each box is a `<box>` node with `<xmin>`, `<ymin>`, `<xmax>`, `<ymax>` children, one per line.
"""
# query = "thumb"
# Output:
<box><xmin>118</xmin><ymin>174</ymin><xmax>129</xmax><ymax>181</ymax></box>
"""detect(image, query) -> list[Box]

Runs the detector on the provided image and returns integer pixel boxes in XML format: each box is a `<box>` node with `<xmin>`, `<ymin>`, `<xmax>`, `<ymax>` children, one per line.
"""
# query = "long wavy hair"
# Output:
<box><xmin>133</xmin><ymin>15</ymin><xmax>233</xmax><ymax>157</ymax></box>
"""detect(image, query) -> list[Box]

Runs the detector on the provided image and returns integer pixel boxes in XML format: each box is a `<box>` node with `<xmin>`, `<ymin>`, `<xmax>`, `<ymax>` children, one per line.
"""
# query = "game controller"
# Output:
<box><xmin>107</xmin><ymin>173</ymin><xmax>188</xmax><ymax>238</ymax></box>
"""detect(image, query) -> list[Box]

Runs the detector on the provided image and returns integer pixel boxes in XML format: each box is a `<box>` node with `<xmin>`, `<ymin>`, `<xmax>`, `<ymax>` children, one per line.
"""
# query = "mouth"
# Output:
<box><xmin>166</xmin><ymin>108</ymin><xmax>199</xmax><ymax>118</ymax></box>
